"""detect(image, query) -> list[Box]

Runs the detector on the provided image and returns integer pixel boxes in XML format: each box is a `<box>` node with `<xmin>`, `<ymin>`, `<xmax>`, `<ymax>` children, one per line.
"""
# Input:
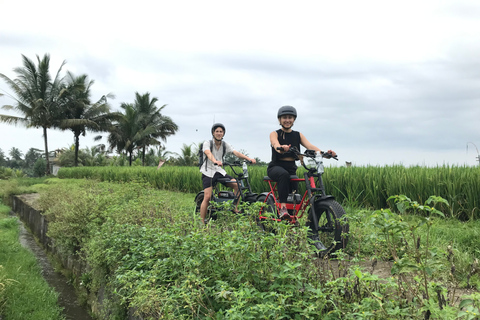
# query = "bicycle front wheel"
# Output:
<box><xmin>256</xmin><ymin>194</ymin><xmax>277</xmax><ymax>233</ymax></box>
<box><xmin>307</xmin><ymin>199</ymin><xmax>349</xmax><ymax>255</ymax></box>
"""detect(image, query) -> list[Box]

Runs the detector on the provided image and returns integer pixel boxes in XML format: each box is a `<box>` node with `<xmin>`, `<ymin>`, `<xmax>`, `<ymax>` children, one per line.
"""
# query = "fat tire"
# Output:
<box><xmin>194</xmin><ymin>192</ymin><xmax>204</xmax><ymax>213</ymax></box>
<box><xmin>244</xmin><ymin>193</ymin><xmax>259</xmax><ymax>203</ymax></box>
<box><xmin>194</xmin><ymin>192</ymin><xmax>216</xmax><ymax>221</ymax></box>
<box><xmin>307</xmin><ymin>199</ymin><xmax>349</xmax><ymax>255</ymax></box>
<box><xmin>256</xmin><ymin>194</ymin><xmax>277</xmax><ymax>232</ymax></box>
<box><xmin>257</xmin><ymin>194</ymin><xmax>276</xmax><ymax>216</ymax></box>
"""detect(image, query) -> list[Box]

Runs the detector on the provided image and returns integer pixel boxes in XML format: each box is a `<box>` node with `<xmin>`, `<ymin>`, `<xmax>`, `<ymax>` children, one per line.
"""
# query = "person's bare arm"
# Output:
<box><xmin>232</xmin><ymin>150</ymin><xmax>256</xmax><ymax>164</ymax></box>
<box><xmin>204</xmin><ymin>149</ymin><xmax>222</xmax><ymax>166</ymax></box>
<box><xmin>300</xmin><ymin>133</ymin><xmax>336</xmax><ymax>157</ymax></box>
<box><xmin>270</xmin><ymin>131</ymin><xmax>291</xmax><ymax>153</ymax></box>
<box><xmin>299</xmin><ymin>133</ymin><xmax>321</xmax><ymax>152</ymax></box>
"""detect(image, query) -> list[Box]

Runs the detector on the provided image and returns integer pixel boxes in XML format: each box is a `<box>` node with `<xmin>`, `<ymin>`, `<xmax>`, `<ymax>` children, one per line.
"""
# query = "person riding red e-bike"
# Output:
<box><xmin>267</xmin><ymin>106</ymin><xmax>337</xmax><ymax>219</ymax></box>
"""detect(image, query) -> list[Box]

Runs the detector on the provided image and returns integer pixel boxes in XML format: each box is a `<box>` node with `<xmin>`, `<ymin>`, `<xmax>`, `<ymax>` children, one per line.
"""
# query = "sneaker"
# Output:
<box><xmin>311</xmin><ymin>235</ymin><xmax>327</xmax><ymax>251</ymax></box>
<box><xmin>314</xmin><ymin>241</ymin><xmax>327</xmax><ymax>251</ymax></box>
<box><xmin>278</xmin><ymin>207</ymin><xmax>291</xmax><ymax>219</ymax></box>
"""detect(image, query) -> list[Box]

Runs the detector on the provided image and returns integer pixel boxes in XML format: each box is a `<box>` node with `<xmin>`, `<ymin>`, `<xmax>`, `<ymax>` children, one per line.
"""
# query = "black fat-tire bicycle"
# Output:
<box><xmin>258</xmin><ymin>147</ymin><xmax>349</xmax><ymax>256</ymax></box>
<box><xmin>194</xmin><ymin>161</ymin><xmax>257</xmax><ymax>221</ymax></box>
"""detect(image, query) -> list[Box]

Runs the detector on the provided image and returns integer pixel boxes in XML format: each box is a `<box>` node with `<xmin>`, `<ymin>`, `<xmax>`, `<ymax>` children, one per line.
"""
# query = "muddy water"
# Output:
<box><xmin>18</xmin><ymin>221</ymin><xmax>93</xmax><ymax>320</ymax></box>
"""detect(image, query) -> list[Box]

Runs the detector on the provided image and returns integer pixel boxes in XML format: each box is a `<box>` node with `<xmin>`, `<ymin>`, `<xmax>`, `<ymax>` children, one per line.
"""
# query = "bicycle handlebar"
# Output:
<box><xmin>213</xmin><ymin>161</ymin><xmax>252</xmax><ymax>174</ymax></box>
<box><xmin>276</xmin><ymin>146</ymin><xmax>338</xmax><ymax>160</ymax></box>
<box><xmin>213</xmin><ymin>161</ymin><xmax>251</xmax><ymax>180</ymax></box>
<box><xmin>215</xmin><ymin>160</ymin><xmax>252</xmax><ymax>167</ymax></box>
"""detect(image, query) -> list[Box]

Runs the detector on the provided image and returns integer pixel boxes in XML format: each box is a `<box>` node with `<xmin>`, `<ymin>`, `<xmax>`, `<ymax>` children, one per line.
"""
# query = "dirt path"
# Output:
<box><xmin>315</xmin><ymin>256</ymin><xmax>478</xmax><ymax>306</ymax></box>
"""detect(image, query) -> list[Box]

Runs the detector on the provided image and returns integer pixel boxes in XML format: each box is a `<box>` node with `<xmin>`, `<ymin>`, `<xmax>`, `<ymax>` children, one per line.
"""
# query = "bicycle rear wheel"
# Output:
<box><xmin>194</xmin><ymin>192</ymin><xmax>203</xmax><ymax>213</ymax></box>
<box><xmin>257</xmin><ymin>194</ymin><xmax>277</xmax><ymax>217</ymax></box>
<box><xmin>307</xmin><ymin>199</ymin><xmax>349</xmax><ymax>256</ymax></box>
<box><xmin>194</xmin><ymin>192</ymin><xmax>216</xmax><ymax>221</ymax></box>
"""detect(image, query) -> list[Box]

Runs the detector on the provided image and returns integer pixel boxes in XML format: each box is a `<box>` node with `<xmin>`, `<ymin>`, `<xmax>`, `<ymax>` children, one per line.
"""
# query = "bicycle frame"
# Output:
<box><xmin>195</xmin><ymin>161</ymin><xmax>257</xmax><ymax>216</ymax></box>
<box><xmin>259</xmin><ymin>149</ymin><xmax>335</xmax><ymax>230</ymax></box>
<box><xmin>259</xmin><ymin>148</ymin><xmax>349</xmax><ymax>255</ymax></box>
<box><xmin>218</xmin><ymin>161</ymin><xmax>256</xmax><ymax>203</ymax></box>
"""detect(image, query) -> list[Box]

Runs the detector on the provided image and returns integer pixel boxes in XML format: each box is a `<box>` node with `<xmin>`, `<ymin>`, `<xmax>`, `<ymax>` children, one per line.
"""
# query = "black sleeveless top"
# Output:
<box><xmin>271</xmin><ymin>129</ymin><xmax>301</xmax><ymax>162</ymax></box>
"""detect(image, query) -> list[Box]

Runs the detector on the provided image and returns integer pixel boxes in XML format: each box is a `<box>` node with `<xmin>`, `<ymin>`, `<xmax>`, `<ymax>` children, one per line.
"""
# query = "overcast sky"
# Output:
<box><xmin>1</xmin><ymin>0</ymin><xmax>480</xmax><ymax>166</ymax></box>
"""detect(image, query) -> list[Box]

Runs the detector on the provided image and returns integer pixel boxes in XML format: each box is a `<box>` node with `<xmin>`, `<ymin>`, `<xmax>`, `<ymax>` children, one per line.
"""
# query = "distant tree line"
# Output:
<box><xmin>0</xmin><ymin>147</ymin><xmax>46</xmax><ymax>178</ymax></box>
<box><xmin>0</xmin><ymin>53</ymin><xmax>179</xmax><ymax>175</ymax></box>
<box><xmin>0</xmin><ymin>142</ymin><xmax>267</xmax><ymax>178</ymax></box>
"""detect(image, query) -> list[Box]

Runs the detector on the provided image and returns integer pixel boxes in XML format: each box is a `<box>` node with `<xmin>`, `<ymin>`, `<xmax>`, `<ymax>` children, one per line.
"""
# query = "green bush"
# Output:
<box><xmin>4</xmin><ymin>176</ymin><xmax>479</xmax><ymax>319</ymax></box>
<box><xmin>31</xmin><ymin>179</ymin><xmax>479</xmax><ymax>319</ymax></box>
<box><xmin>33</xmin><ymin>158</ymin><xmax>46</xmax><ymax>177</ymax></box>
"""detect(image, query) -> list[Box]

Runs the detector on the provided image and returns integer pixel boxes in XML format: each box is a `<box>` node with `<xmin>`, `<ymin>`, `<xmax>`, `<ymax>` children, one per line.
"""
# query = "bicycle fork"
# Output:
<box><xmin>304</xmin><ymin>171</ymin><xmax>323</xmax><ymax>234</ymax></box>
<box><xmin>305</xmin><ymin>171</ymin><xmax>336</xmax><ymax>234</ymax></box>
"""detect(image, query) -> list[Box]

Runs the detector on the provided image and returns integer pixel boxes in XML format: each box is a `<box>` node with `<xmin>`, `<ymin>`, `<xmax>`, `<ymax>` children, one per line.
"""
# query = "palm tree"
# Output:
<box><xmin>144</xmin><ymin>145</ymin><xmax>175</xmax><ymax>166</ymax></box>
<box><xmin>107</xmin><ymin>103</ymin><xmax>155</xmax><ymax>166</ymax></box>
<box><xmin>23</xmin><ymin>148</ymin><xmax>43</xmax><ymax>169</ymax></box>
<box><xmin>9</xmin><ymin>147</ymin><xmax>23</xmax><ymax>161</ymax></box>
<box><xmin>133</xmin><ymin>92</ymin><xmax>178</xmax><ymax>165</ymax></box>
<box><xmin>8</xmin><ymin>147</ymin><xmax>24</xmax><ymax>169</ymax></box>
<box><xmin>58</xmin><ymin>71</ymin><xmax>119</xmax><ymax>166</ymax></box>
<box><xmin>0</xmin><ymin>54</ymin><xmax>66</xmax><ymax>174</ymax></box>
<box><xmin>175</xmin><ymin>143</ymin><xmax>198</xmax><ymax>166</ymax></box>
<box><xmin>86</xmin><ymin>145</ymin><xmax>109</xmax><ymax>166</ymax></box>
<box><xmin>0</xmin><ymin>148</ymin><xmax>6</xmax><ymax>167</ymax></box>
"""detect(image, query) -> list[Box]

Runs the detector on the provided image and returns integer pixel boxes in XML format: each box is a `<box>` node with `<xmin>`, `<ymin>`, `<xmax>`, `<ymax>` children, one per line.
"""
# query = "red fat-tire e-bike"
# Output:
<box><xmin>257</xmin><ymin>147</ymin><xmax>349</xmax><ymax>256</ymax></box>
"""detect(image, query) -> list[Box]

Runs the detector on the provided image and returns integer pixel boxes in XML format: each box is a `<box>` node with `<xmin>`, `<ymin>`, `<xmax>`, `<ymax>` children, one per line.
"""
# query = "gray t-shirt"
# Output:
<box><xmin>200</xmin><ymin>140</ymin><xmax>234</xmax><ymax>178</ymax></box>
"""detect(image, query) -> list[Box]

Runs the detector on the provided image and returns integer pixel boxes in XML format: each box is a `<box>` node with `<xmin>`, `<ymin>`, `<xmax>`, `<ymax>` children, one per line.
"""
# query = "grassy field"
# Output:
<box><xmin>0</xmin><ymin>203</ymin><xmax>64</xmax><ymax>320</ymax></box>
<box><xmin>1</xmin><ymin>175</ymin><xmax>480</xmax><ymax>319</ymax></box>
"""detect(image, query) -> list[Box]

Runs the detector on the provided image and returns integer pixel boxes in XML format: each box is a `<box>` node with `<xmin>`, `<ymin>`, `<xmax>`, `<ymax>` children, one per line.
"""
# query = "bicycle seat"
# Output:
<box><xmin>263</xmin><ymin>175</ymin><xmax>299</xmax><ymax>181</ymax></box>
<box><xmin>216</xmin><ymin>177</ymin><xmax>233</xmax><ymax>184</ymax></box>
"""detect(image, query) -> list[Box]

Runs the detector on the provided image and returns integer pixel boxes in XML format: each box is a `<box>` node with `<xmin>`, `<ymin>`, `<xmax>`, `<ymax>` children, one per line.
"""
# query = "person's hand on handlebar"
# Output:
<box><xmin>321</xmin><ymin>150</ymin><xmax>337</xmax><ymax>159</ymax></box>
<box><xmin>213</xmin><ymin>160</ymin><xmax>223</xmax><ymax>166</ymax></box>
<box><xmin>276</xmin><ymin>145</ymin><xmax>291</xmax><ymax>153</ymax></box>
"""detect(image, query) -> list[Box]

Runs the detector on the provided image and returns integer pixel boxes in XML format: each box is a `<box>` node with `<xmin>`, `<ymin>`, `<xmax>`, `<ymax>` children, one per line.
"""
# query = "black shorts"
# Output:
<box><xmin>202</xmin><ymin>172</ymin><xmax>234</xmax><ymax>189</ymax></box>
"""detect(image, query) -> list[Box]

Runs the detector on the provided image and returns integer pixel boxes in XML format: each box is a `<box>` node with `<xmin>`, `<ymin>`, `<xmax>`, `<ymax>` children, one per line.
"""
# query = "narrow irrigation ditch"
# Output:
<box><xmin>11</xmin><ymin>194</ymin><xmax>93</xmax><ymax>320</ymax></box>
<box><xmin>10</xmin><ymin>194</ymin><xmax>142</xmax><ymax>320</ymax></box>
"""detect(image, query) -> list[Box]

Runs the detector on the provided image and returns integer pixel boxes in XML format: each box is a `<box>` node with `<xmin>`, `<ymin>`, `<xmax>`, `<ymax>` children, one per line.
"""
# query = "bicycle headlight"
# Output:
<box><xmin>305</xmin><ymin>157</ymin><xmax>318</xmax><ymax>170</ymax></box>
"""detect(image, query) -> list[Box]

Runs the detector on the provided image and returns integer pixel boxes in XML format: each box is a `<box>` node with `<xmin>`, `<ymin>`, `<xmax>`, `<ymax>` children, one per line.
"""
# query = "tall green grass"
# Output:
<box><xmin>0</xmin><ymin>209</ymin><xmax>64</xmax><ymax>320</ymax></box>
<box><xmin>58</xmin><ymin>164</ymin><xmax>480</xmax><ymax>219</ymax></box>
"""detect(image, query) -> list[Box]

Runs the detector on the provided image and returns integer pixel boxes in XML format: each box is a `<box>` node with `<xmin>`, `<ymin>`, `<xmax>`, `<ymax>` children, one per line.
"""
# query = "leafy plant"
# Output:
<box><xmin>6</xmin><ymin>174</ymin><xmax>480</xmax><ymax>319</ymax></box>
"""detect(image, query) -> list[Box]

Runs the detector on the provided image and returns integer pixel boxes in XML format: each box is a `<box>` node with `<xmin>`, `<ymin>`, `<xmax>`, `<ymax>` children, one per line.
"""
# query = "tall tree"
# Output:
<box><xmin>8</xmin><ymin>147</ymin><xmax>23</xmax><ymax>161</ymax></box>
<box><xmin>107</xmin><ymin>103</ymin><xmax>153</xmax><ymax>166</ymax></box>
<box><xmin>0</xmin><ymin>148</ymin><xmax>6</xmax><ymax>167</ymax></box>
<box><xmin>24</xmin><ymin>148</ymin><xmax>42</xmax><ymax>168</ymax></box>
<box><xmin>133</xmin><ymin>92</ymin><xmax>178</xmax><ymax>165</ymax></box>
<box><xmin>58</xmin><ymin>72</ymin><xmax>119</xmax><ymax>166</ymax></box>
<box><xmin>8</xmin><ymin>147</ymin><xmax>24</xmax><ymax>169</ymax></box>
<box><xmin>23</xmin><ymin>148</ymin><xmax>43</xmax><ymax>176</ymax></box>
<box><xmin>0</xmin><ymin>54</ymin><xmax>66</xmax><ymax>174</ymax></box>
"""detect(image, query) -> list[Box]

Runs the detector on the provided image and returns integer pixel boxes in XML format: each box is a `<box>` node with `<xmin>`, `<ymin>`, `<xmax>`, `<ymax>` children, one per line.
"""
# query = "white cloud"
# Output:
<box><xmin>1</xmin><ymin>0</ymin><xmax>480</xmax><ymax>166</ymax></box>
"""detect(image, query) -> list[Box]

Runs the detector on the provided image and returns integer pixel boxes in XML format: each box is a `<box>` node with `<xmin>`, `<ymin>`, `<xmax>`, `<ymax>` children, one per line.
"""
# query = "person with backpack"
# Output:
<box><xmin>199</xmin><ymin>123</ymin><xmax>256</xmax><ymax>224</ymax></box>
<box><xmin>268</xmin><ymin>106</ymin><xmax>336</xmax><ymax>219</ymax></box>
